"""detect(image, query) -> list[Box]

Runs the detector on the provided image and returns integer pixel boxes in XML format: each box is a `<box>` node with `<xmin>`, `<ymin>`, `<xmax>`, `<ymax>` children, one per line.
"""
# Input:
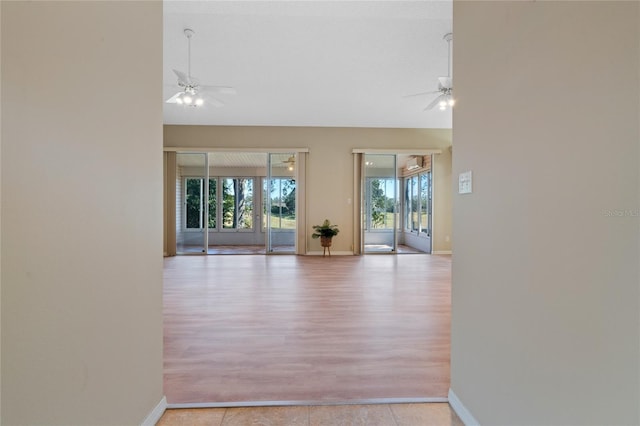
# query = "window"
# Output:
<box><xmin>404</xmin><ymin>171</ymin><xmax>432</xmax><ymax>236</ymax></box>
<box><xmin>208</xmin><ymin>179</ymin><xmax>216</xmax><ymax>228</ymax></box>
<box><xmin>406</xmin><ymin>175</ymin><xmax>419</xmax><ymax>232</ymax></box>
<box><xmin>365</xmin><ymin>177</ymin><xmax>396</xmax><ymax>230</ymax></box>
<box><xmin>264</xmin><ymin>178</ymin><xmax>296</xmax><ymax>230</ymax></box>
<box><xmin>222</xmin><ymin>178</ymin><xmax>254</xmax><ymax>230</ymax></box>
<box><xmin>420</xmin><ymin>173</ymin><xmax>431</xmax><ymax>235</ymax></box>
<box><xmin>185</xmin><ymin>178</ymin><xmax>205</xmax><ymax>229</ymax></box>
<box><xmin>184</xmin><ymin>177</ymin><xmax>253</xmax><ymax>231</ymax></box>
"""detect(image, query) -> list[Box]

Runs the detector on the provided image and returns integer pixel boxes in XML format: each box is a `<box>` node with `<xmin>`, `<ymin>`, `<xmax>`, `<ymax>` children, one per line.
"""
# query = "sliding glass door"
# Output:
<box><xmin>265</xmin><ymin>153</ymin><xmax>296</xmax><ymax>253</ymax></box>
<box><xmin>173</xmin><ymin>150</ymin><xmax>304</xmax><ymax>255</ymax></box>
<box><xmin>363</xmin><ymin>154</ymin><xmax>398</xmax><ymax>253</ymax></box>
<box><xmin>176</xmin><ymin>152</ymin><xmax>208</xmax><ymax>254</ymax></box>
<box><xmin>403</xmin><ymin>162</ymin><xmax>433</xmax><ymax>254</ymax></box>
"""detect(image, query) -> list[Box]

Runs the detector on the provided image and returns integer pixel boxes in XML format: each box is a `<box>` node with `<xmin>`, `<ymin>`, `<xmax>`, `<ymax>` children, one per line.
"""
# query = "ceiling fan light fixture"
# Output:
<box><xmin>173</xmin><ymin>92</ymin><xmax>205</xmax><ymax>107</ymax></box>
<box><xmin>167</xmin><ymin>28</ymin><xmax>235</xmax><ymax>109</ymax></box>
<box><xmin>404</xmin><ymin>32</ymin><xmax>454</xmax><ymax>112</ymax></box>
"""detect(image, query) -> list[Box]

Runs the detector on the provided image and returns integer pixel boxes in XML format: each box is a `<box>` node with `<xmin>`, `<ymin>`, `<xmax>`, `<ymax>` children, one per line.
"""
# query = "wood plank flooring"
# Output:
<box><xmin>163</xmin><ymin>254</ymin><xmax>451</xmax><ymax>404</ymax></box>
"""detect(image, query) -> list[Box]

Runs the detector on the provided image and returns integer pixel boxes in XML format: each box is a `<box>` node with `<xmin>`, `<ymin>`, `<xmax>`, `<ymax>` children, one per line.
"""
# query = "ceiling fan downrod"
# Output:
<box><xmin>439</xmin><ymin>33</ymin><xmax>454</xmax><ymax>110</ymax></box>
<box><xmin>184</xmin><ymin>28</ymin><xmax>195</xmax><ymax>81</ymax></box>
<box><xmin>443</xmin><ymin>32</ymin><xmax>452</xmax><ymax>79</ymax></box>
<box><xmin>175</xmin><ymin>28</ymin><xmax>203</xmax><ymax>107</ymax></box>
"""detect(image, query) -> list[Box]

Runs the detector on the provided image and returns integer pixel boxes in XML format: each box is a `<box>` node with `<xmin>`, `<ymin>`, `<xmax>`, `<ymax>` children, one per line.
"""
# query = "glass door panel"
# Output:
<box><xmin>176</xmin><ymin>152</ymin><xmax>208</xmax><ymax>254</ymax></box>
<box><xmin>222</xmin><ymin>178</ymin><xmax>254</xmax><ymax>230</ymax></box>
<box><xmin>402</xmin><ymin>156</ymin><xmax>432</xmax><ymax>254</ymax></box>
<box><xmin>420</xmin><ymin>171</ymin><xmax>432</xmax><ymax>236</ymax></box>
<box><xmin>208</xmin><ymin>178</ymin><xmax>217</xmax><ymax>230</ymax></box>
<box><xmin>265</xmin><ymin>153</ymin><xmax>296</xmax><ymax>253</ymax></box>
<box><xmin>363</xmin><ymin>154</ymin><xmax>397</xmax><ymax>253</ymax></box>
<box><xmin>207</xmin><ymin>151</ymin><xmax>266</xmax><ymax>254</ymax></box>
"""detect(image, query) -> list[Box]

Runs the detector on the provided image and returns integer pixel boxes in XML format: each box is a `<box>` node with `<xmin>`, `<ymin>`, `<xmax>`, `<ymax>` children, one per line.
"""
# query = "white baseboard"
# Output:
<box><xmin>168</xmin><ymin>397</ymin><xmax>448</xmax><ymax>409</ymax></box>
<box><xmin>432</xmin><ymin>250</ymin><xmax>452</xmax><ymax>255</ymax></box>
<box><xmin>306</xmin><ymin>251</ymin><xmax>355</xmax><ymax>256</ymax></box>
<box><xmin>141</xmin><ymin>396</ymin><xmax>167</xmax><ymax>426</ymax></box>
<box><xmin>448</xmin><ymin>389</ymin><xmax>479</xmax><ymax>426</ymax></box>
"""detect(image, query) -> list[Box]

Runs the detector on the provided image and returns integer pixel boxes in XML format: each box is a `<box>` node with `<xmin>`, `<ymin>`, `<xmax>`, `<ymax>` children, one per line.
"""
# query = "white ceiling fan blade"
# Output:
<box><xmin>424</xmin><ymin>94</ymin><xmax>445</xmax><ymax>111</ymax></box>
<box><xmin>403</xmin><ymin>90</ymin><xmax>440</xmax><ymax>98</ymax></box>
<box><xmin>173</xmin><ymin>70</ymin><xmax>200</xmax><ymax>87</ymax></box>
<box><xmin>202</xmin><ymin>95</ymin><xmax>224</xmax><ymax>108</ymax></box>
<box><xmin>173</xmin><ymin>69</ymin><xmax>191</xmax><ymax>85</ymax></box>
<box><xmin>189</xmin><ymin>76</ymin><xmax>200</xmax><ymax>87</ymax></box>
<box><xmin>438</xmin><ymin>76</ymin><xmax>453</xmax><ymax>89</ymax></box>
<box><xmin>165</xmin><ymin>91</ymin><xmax>185</xmax><ymax>103</ymax></box>
<box><xmin>201</xmin><ymin>85</ymin><xmax>237</xmax><ymax>95</ymax></box>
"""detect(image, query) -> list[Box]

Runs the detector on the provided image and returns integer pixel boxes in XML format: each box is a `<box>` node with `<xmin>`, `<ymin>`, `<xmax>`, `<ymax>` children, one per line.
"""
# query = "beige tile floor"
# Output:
<box><xmin>157</xmin><ymin>403</ymin><xmax>464</xmax><ymax>426</ymax></box>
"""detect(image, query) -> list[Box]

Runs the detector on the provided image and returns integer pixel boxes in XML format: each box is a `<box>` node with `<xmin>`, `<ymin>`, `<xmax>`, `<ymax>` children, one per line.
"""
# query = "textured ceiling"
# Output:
<box><xmin>163</xmin><ymin>1</ymin><xmax>453</xmax><ymax>129</ymax></box>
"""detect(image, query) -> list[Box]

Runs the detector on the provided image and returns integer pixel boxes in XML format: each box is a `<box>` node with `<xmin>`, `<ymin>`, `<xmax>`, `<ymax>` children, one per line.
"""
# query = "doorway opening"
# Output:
<box><xmin>173</xmin><ymin>151</ymin><xmax>302</xmax><ymax>255</ymax></box>
<box><xmin>357</xmin><ymin>152</ymin><xmax>434</xmax><ymax>254</ymax></box>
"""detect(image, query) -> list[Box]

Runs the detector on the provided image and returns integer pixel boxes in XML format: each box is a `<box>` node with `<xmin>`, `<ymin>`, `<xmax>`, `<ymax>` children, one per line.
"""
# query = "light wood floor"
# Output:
<box><xmin>163</xmin><ymin>254</ymin><xmax>451</xmax><ymax>404</ymax></box>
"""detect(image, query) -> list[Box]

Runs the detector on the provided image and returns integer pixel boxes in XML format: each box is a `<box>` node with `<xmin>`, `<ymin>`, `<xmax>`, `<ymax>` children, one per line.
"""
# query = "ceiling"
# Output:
<box><xmin>163</xmin><ymin>1</ymin><xmax>453</xmax><ymax>129</ymax></box>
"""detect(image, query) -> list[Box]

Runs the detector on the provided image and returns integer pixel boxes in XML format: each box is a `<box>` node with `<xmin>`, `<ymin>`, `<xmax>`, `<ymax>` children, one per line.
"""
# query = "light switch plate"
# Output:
<box><xmin>459</xmin><ymin>171</ymin><xmax>472</xmax><ymax>194</ymax></box>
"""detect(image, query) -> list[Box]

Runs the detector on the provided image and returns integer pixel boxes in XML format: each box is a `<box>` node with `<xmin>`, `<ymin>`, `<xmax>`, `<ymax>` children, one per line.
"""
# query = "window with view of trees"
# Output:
<box><xmin>184</xmin><ymin>177</ymin><xmax>253</xmax><ymax>230</ymax></box>
<box><xmin>264</xmin><ymin>178</ymin><xmax>296</xmax><ymax>230</ymax></box>
<box><xmin>208</xmin><ymin>179</ymin><xmax>216</xmax><ymax>228</ymax></box>
<box><xmin>185</xmin><ymin>178</ymin><xmax>205</xmax><ymax>229</ymax></box>
<box><xmin>365</xmin><ymin>178</ymin><xmax>396</xmax><ymax>230</ymax></box>
<box><xmin>222</xmin><ymin>178</ymin><xmax>253</xmax><ymax>230</ymax></box>
<box><xmin>420</xmin><ymin>173</ymin><xmax>431</xmax><ymax>235</ymax></box>
<box><xmin>404</xmin><ymin>171</ymin><xmax>432</xmax><ymax>236</ymax></box>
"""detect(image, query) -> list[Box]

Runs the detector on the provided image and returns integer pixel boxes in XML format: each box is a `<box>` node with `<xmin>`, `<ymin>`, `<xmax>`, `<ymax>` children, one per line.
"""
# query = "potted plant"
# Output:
<box><xmin>312</xmin><ymin>219</ymin><xmax>340</xmax><ymax>256</ymax></box>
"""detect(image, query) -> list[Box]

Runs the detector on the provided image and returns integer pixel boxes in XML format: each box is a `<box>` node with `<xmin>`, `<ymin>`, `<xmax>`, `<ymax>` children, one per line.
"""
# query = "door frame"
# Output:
<box><xmin>165</xmin><ymin>147</ymin><xmax>309</xmax><ymax>255</ymax></box>
<box><xmin>352</xmin><ymin>148</ymin><xmax>441</xmax><ymax>255</ymax></box>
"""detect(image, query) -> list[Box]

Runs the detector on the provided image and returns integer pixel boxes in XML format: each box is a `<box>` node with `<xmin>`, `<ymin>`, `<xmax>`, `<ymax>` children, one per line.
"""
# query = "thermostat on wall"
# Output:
<box><xmin>459</xmin><ymin>171</ymin><xmax>472</xmax><ymax>194</ymax></box>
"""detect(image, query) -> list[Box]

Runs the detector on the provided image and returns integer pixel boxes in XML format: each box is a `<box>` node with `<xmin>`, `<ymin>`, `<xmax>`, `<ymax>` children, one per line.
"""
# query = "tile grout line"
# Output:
<box><xmin>387</xmin><ymin>404</ymin><xmax>401</xmax><ymax>426</ymax></box>
<box><xmin>219</xmin><ymin>407</ymin><xmax>228</xmax><ymax>426</ymax></box>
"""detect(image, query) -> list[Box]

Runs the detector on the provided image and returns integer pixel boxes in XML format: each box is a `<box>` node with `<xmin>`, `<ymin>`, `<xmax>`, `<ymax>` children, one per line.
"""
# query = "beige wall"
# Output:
<box><xmin>451</xmin><ymin>2</ymin><xmax>639</xmax><ymax>424</ymax></box>
<box><xmin>0</xmin><ymin>2</ymin><xmax>3</xmax><ymax>420</ymax></box>
<box><xmin>433</xmin><ymin>146</ymin><xmax>452</xmax><ymax>254</ymax></box>
<box><xmin>164</xmin><ymin>125</ymin><xmax>452</xmax><ymax>253</ymax></box>
<box><xmin>1</xmin><ymin>2</ymin><xmax>164</xmax><ymax>424</ymax></box>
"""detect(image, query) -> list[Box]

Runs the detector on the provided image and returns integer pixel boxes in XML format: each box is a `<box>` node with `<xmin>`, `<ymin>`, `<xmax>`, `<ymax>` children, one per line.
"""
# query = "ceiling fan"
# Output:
<box><xmin>165</xmin><ymin>29</ymin><xmax>236</xmax><ymax>108</ymax></box>
<box><xmin>405</xmin><ymin>33</ymin><xmax>454</xmax><ymax>111</ymax></box>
